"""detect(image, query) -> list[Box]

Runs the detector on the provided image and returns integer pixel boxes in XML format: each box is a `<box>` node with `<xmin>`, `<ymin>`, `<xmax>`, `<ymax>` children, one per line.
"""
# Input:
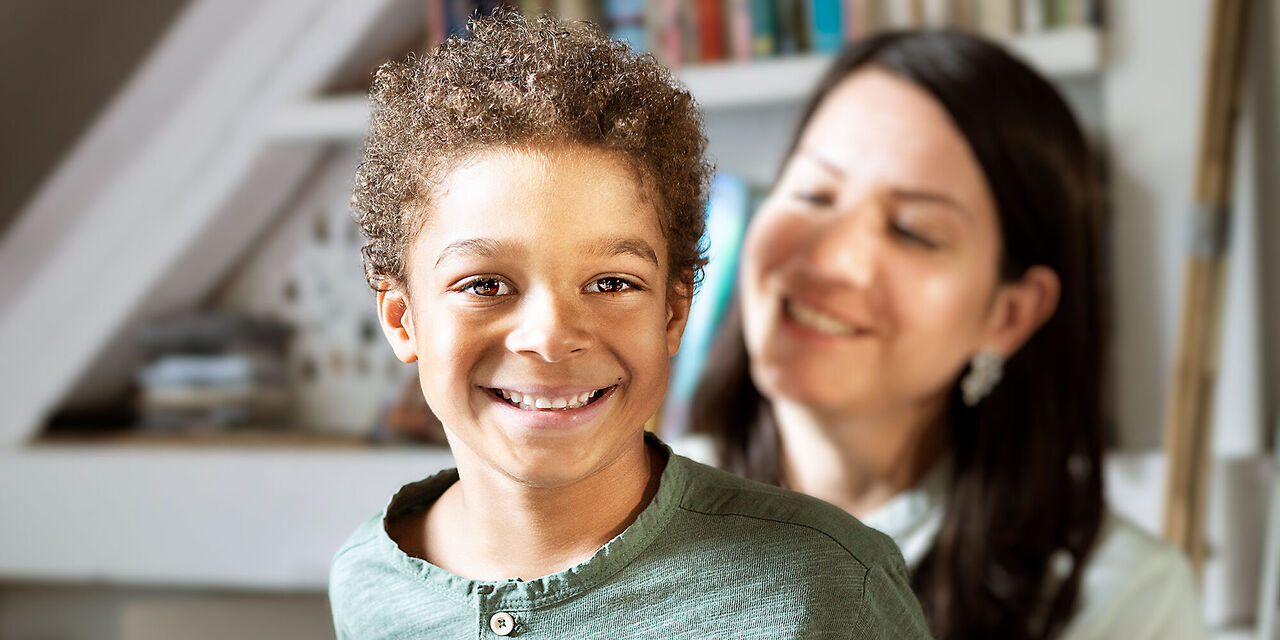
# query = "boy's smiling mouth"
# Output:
<box><xmin>485</xmin><ymin>386</ymin><xmax>616</xmax><ymax>411</ymax></box>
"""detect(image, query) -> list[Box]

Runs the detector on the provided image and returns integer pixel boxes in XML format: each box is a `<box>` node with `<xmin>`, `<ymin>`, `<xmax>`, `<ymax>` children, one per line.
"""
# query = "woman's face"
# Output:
<box><xmin>740</xmin><ymin>68</ymin><xmax>1006</xmax><ymax>419</ymax></box>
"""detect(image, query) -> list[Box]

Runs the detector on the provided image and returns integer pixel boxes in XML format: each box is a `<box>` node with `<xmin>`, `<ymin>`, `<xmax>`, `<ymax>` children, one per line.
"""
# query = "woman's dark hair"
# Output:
<box><xmin>692</xmin><ymin>31</ymin><xmax>1106</xmax><ymax>639</ymax></box>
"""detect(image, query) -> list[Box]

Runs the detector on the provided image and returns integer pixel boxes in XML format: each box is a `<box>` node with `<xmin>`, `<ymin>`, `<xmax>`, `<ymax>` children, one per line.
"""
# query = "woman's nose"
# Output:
<box><xmin>504</xmin><ymin>290</ymin><xmax>593</xmax><ymax>362</ymax></box>
<box><xmin>802</xmin><ymin>196</ymin><xmax>885</xmax><ymax>287</ymax></box>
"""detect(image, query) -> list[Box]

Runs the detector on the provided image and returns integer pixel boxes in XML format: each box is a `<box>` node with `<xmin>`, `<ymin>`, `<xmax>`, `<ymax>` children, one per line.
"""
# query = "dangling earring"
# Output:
<box><xmin>961</xmin><ymin>349</ymin><xmax>1004</xmax><ymax>407</ymax></box>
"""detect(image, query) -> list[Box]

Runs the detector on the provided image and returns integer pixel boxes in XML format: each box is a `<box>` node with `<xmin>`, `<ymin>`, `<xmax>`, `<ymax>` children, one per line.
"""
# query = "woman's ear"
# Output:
<box><xmin>665</xmin><ymin>279</ymin><xmax>693</xmax><ymax>357</ymax></box>
<box><xmin>377</xmin><ymin>289</ymin><xmax>419</xmax><ymax>363</ymax></box>
<box><xmin>982</xmin><ymin>265</ymin><xmax>1060</xmax><ymax>358</ymax></box>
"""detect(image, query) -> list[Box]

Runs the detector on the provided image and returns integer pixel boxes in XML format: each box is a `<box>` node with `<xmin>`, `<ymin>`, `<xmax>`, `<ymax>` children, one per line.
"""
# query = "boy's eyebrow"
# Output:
<box><xmin>588</xmin><ymin>237</ymin><xmax>659</xmax><ymax>268</ymax></box>
<box><xmin>435</xmin><ymin>237</ymin><xmax>503</xmax><ymax>267</ymax></box>
<box><xmin>433</xmin><ymin>237</ymin><xmax>658</xmax><ymax>268</ymax></box>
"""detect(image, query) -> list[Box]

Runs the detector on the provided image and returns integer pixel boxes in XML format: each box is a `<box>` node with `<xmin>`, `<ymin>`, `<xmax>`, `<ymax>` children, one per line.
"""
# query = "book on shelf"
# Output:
<box><xmin>604</xmin><ymin>0</ymin><xmax>647</xmax><ymax>50</ymax></box>
<box><xmin>809</xmin><ymin>0</ymin><xmax>844</xmax><ymax>53</ymax></box>
<box><xmin>725</xmin><ymin>0</ymin><xmax>752</xmax><ymax>60</ymax></box>
<box><xmin>134</xmin><ymin>313</ymin><xmax>294</xmax><ymax>431</ymax></box>
<box><xmin>749</xmin><ymin>0</ymin><xmax>779</xmax><ymax>57</ymax></box>
<box><xmin>695</xmin><ymin>0</ymin><xmax>727</xmax><ymax>61</ymax></box>
<box><xmin>662</xmin><ymin>173</ymin><xmax>754</xmax><ymax>437</ymax></box>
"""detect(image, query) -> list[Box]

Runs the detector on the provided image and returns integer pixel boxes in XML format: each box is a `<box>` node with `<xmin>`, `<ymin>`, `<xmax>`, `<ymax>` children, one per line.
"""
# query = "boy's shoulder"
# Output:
<box><xmin>668</xmin><ymin>453</ymin><xmax>905</xmax><ymax>569</ymax></box>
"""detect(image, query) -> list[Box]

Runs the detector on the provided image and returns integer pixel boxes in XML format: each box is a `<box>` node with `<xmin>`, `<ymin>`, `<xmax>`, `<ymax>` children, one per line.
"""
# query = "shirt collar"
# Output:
<box><xmin>374</xmin><ymin>431</ymin><xmax>688</xmax><ymax>610</ymax></box>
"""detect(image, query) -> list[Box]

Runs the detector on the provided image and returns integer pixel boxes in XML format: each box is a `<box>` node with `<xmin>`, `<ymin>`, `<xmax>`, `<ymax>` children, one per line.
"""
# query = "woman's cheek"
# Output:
<box><xmin>902</xmin><ymin>269</ymin><xmax>987</xmax><ymax>340</ymax></box>
<box><xmin>743</xmin><ymin>208</ymin><xmax>803</xmax><ymax>280</ymax></box>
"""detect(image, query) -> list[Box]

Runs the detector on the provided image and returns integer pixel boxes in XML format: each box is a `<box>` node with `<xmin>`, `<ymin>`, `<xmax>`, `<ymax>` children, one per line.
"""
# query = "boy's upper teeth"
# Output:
<box><xmin>787</xmin><ymin>300</ymin><xmax>859</xmax><ymax>335</ymax></box>
<box><xmin>497</xmin><ymin>389</ymin><xmax>597</xmax><ymax>410</ymax></box>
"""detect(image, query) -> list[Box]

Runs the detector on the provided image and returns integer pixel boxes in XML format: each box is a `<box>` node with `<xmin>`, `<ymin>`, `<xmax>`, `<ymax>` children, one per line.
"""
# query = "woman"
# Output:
<box><xmin>692</xmin><ymin>31</ymin><xmax>1205</xmax><ymax>639</ymax></box>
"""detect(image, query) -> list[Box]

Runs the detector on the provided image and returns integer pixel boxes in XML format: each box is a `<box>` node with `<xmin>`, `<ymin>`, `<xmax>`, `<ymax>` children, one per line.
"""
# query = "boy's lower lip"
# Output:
<box><xmin>483</xmin><ymin>385</ymin><xmax>617</xmax><ymax>430</ymax></box>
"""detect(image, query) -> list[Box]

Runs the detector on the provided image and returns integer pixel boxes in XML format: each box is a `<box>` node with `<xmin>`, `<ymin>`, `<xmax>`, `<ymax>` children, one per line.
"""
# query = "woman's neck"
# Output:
<box><xmin>422</xmin><ymin>437</ymin><xmax>662</xmax><ymax>581</ymax></box>
<box><xmin>773</xmin><ymin>398</ymin><xmax>946</xmax><ymax>519</ymax></box>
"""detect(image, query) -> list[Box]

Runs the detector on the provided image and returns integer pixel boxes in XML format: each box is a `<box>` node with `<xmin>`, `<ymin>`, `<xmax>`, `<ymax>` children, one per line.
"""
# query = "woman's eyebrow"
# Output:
<box><xmin>588</xmin><ymin>237</ymin><xmax>659</xmax><ymax>268</ymax></box>
<box><xmin>435</xmin><ymin>237</ymin><xmax>503</xmax><ymax>267</ymax></box>
<box><xmin>797</xmin><ymin>148</ymin><xmax>845</xmax><ymax>177</ymax></box>
<box><xmin>890</xmin><ymin>188</ymin><xmax>971</xmax><ymax>216</ymax></box>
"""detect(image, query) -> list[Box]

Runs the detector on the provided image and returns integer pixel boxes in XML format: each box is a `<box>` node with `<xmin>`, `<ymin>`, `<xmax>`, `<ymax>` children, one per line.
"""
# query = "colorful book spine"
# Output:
<box><xmin>553</xmin><ymin>0</ymin><xmax>598</xmax><ymax>22</ymax></box>
<box><xmin>920</xmin><ymin>0</ymin><xmax>951</xmax><ymax>27</ymax></box>
<box><xmin>666</xmin><ymin>173</ymin><xmax>752</xmax><ymax>431</ymax></box>
<box><xmin>518</xmin><ymin>0</ymin><xmax>551</xmax><ymax>17</ymax></box>
<box><xmin>604</xmin><ymin>0</ymin><xmax>647</xmax><ymax>51</ymax></box>
<box><xmin>1020</xmin><ymin>0</ymin><xmax>1046</xmax><ymax>31</ymax></box>
<box><xmin>881</xmin><ymin>0</ymin><xmax>920</xmax><ymax>29</ymax></box>
<box><xmin>1046</xmin><ymin>0</ymin><xmax>1072</xmax><ymax>27</ymax></box>
<box><xmin>647</xmin><ymin>0</ymin><xmax>686</xmax><ymax>65</ymax></box>
<box><xmin>950</xmin><ymin>0</ymin><xmax>977</xmax><ymax>30</ymax></box>
<box><xmin>749</xmin><ymin>0</ymin><xmax>778</xmax><ymax>57</ymax></box>
<box><xmin>977</xmin><ymin>0</ymin><xmax>1018</xmax><ymax>38</ymax></box>
<box><xmin>695</xmin><ymin>0</ymin><xmax>726</xmax><ymax>61</ymax></box>
<box><xmin>775</xmin><ymin>0</ymin><xmax>803</xmax><ymax>54</ymax></box>
<box><xmin>808</xmin><ymin>0</ymin><xmax>844</xmax><ymax>53</ymax></box>
<box><xmin>445</xmin><ymin>0</ymin><xmax>474</xmax><ymax>39</ymax></box>
<box><xmin>726</xmin><ymin>0</ymin><xmax>754</xmax><ymax>60</ymax></box>
<box><xmin>424</xmin><ymin>0</ymin><xmax>448</xmax><ymax>50</ymax></box>
<box><xmin>679</xmin><ymin>1</ymin><xmax>700</xmax><ymax>64</ymax></box>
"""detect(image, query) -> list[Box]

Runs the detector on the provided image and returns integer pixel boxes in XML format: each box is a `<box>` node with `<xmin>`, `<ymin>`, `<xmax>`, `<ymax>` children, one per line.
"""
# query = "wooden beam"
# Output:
<box><xmin>1161</xmin><ymin>0</ymin><xmax>1250</xmax><ymax>573</ymax></box>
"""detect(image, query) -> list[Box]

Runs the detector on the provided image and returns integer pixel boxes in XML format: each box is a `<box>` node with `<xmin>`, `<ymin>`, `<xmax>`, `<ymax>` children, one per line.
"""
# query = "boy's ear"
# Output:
<box><xmin>665</xmin><ymin>280</ymin><xmax>693</xmax><ymax>357</ymax></box>
<box><xmin>377</xmin><ymin>289</ymin><xmax>419</xmax><ymax>363</ymax></box>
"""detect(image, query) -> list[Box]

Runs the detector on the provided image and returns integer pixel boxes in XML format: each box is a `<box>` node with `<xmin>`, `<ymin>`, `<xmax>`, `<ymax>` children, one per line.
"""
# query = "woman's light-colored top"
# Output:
<box><xmin>859</xmin><ymin>458</ymin><xmax>1209</xmax><ymax>640</ymax></box>
<box><xmin>674</xmin><ymin>435</ymin><xmax>1209</xmax><ymax>639</ymax></box>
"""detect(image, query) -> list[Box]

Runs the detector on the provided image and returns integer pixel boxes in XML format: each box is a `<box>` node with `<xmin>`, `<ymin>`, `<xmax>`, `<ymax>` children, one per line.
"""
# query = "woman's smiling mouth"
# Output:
<box><xmin>486</xmin><ymin>386</ymin><xmax>616</xmax><ymax>411</ymax></box>
<box><xmin>783</xmin><ymin>298</ymin><xmax>873</xmax><ymax>337</ymax></box>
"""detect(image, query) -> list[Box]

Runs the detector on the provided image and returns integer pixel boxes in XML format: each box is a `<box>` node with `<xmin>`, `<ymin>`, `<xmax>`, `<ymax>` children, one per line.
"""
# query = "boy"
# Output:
<box><xmin>330</xmin><ymin>10</ymin><xmax>929</xmax><ymax>639</ymax></box>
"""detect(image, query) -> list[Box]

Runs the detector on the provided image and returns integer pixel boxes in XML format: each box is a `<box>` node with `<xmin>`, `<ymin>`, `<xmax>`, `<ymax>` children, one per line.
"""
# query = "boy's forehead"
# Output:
<box><xmin>411</xmin><ymin>145</ymin><xmax>668</xmax><ymax>266</ymax></box>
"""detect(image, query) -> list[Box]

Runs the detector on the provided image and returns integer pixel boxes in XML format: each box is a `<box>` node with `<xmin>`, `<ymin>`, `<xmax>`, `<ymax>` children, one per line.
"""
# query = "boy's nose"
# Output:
<box><xmin>504</xmin><ymin>290</ymin><xmax>592</xmax><ymax>362</ymax></box>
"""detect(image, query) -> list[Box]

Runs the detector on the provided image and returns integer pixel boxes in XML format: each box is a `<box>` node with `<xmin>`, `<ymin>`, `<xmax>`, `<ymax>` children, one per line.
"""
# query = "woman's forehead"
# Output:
<box><xmin>795</xmin><ymin>68</ymin><xmax>994</xmax><ymax>213</ymax></box>
<box><xmin>803</xmin><ymin>69</ymin><xmax>970</xmax><ymax>165</ymax></box>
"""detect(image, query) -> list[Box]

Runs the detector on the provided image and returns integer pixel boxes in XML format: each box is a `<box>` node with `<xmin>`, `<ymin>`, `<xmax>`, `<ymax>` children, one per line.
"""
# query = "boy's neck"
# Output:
<box><xmin>420</xmin><ymin>436</ymin><xmax>664</xmax><ymax>581</ymax></box>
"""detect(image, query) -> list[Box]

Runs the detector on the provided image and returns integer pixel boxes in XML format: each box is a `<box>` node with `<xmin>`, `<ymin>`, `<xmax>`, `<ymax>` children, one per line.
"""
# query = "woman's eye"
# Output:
<box><xmin>891</xmin><ymin>222</ymin><xmax>939</xmax><ymax>249</ymax></box>
<box><xmin>586</xmin><ymin>277</ymin><xmax>635</xmax><ymax>294</ymax></box>
<box><xmin>461</xmin><ymin>278</ymin><xmax>511</xmax><ymax>296</ymax></box>
<box><xmin>794</xmin><ymin>191</ymin><xmax>835</xmax><ymax>207</ymax></box>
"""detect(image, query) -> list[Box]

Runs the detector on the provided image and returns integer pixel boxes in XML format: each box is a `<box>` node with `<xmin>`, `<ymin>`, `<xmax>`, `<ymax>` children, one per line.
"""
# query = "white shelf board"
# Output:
<box><xmin>266</xmin><ymin>27</ymin><xmax>1102</xmax><ymax>142</ymax></box>
<box><xmin>0</xmin><ymin>444</ymin><xmax>452</xmax><ymax>590</ymax></box>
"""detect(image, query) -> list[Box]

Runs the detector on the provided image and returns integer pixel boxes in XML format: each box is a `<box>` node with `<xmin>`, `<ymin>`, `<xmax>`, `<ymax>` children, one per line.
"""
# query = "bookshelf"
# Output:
<box><xmin>0</xmin><ymin>439</ymin><xmax>453</xmax><ymax>589</ymax></box>
<box><xmin>265</xmin><ymin>26</ymin><xmax>1103</xmax><ymax>142</ymax></box>
<box><xmin>680</xmin><ymin>26</ymin><xmax>1102</xmax><ymax>110</ymax></box>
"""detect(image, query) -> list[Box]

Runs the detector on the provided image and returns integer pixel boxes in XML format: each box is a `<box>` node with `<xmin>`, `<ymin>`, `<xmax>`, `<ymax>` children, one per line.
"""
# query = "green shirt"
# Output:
<box><xmin>330</xmin><ymin>436</ymin><xmax>931</xmax><ymax>639</ymax></box>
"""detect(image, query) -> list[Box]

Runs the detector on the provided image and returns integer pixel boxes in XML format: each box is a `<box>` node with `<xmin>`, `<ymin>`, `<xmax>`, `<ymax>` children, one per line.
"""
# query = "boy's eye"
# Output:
<box><xmin>586</xmin><ymin>277</ymin><xmax>635</xmax><ymax>294</ymax></box>
<box><xmin>461</xmin><ymin>277</ymin><xmax>512</xmax><ymax>296</ymax></box>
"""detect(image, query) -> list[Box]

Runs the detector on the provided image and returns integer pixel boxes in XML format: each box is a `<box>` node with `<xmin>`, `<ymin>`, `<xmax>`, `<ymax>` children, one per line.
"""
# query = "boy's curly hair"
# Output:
<box><xmin>353</xmin><ymin>9</ymin><xmax>712</xmax><ymax>292</ymax></box>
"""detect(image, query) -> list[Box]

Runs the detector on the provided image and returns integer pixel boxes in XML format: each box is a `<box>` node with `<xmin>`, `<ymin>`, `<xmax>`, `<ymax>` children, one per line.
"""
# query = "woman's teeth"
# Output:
<box><xmin>786</xmin><ymin>299</ymin><xmax>860</xmax><ymax>336</ymax></box>
<box><xmin>497</xmin><ymin>389</ymin><xmax>600</xmax><ymax>411</ymax></box>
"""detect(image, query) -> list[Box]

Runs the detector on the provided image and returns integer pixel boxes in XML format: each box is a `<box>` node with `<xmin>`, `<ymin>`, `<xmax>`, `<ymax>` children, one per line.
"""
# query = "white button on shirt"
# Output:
<box><xmin>489</xmin><ymin>611</ymin><xmax>515</xmax><ymax>636</ymax></box>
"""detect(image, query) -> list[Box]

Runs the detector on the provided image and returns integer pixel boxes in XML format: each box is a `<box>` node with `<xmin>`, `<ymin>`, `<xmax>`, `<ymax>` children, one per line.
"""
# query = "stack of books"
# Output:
<box><xmin>422</xmin><ymin>1</ymin><xmax>1103</xmax><ymax>66</ymax></box>
<box><xmin>135</xmin><ymin>313</ymin><xmax>293</xmax><ymax>431</ymax></box>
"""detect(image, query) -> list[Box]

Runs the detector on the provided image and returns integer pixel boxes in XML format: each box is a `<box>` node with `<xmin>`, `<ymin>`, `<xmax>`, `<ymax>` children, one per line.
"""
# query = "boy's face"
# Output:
<box><xmin>378</xmin><ymin>146</ymin><xmax>690</xmax><ymax>488</ymax></box>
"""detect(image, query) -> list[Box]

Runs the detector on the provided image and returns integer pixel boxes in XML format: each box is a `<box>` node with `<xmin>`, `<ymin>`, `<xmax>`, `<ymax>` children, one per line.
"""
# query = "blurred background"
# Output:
<box><xmin>0</xmin><ymin>1</ymin><xmax>1276</xmax><ymax>638</ymax></box>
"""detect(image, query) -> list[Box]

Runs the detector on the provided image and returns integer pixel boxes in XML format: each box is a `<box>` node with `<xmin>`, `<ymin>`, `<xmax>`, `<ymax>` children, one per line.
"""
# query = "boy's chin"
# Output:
<box><xmin>491</xmin><ymin>450</ymin><xmax>616</xmax><ymax>489</ymax></box>
<box><xmin>487</xmin><ymin>440</ymin><xmax>645</xmax><ymax>490</ymax></box>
